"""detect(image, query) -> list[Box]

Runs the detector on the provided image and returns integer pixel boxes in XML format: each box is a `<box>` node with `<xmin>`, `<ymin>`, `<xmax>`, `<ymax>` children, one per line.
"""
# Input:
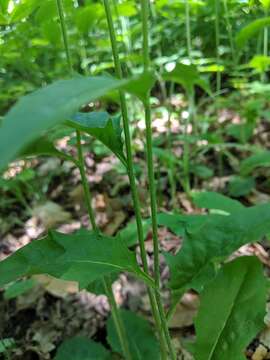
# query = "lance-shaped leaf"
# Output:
<box><xmin>107</xmin><ymin>310</ymin><xmax>160</xmax><ymax>360</ymax></box>
<box><xmin>191</xmin><ymin>191</ymin><xmax>244</xmax><ymax>214</ymax></box>
<box><xmin>54</xmin><ymin>337</ymin><xmax>110</xmax><ymax>360</ymax></box>
<box><xmin>236</xmin><ymin>17</ymin><xmax>270</xmax><ymax>48</ymax></box>
<box><xmin>0</xmin><ymin>229</ymin><xmax>154</xmax><ymax>290</ymax></box>
<box><xmin>192</xmin><ymin>256</ymin><xmax>267</xmax><ymax>360</ymax></box>
<box><xmin>0</xmin><ymin>72</ymin><xmax>155</xmax><ymax>170</ymax></box>
<box><xmin>66</xmin><ymin>111</ymin><xmax>126</xmax><ymax>165</ymax></box>
<box><xmin>165</xmin><ymin>203</ymin><xmax>270</xmax><ymax>299</ymax></box>
<box><xmin>240</xmin><ymin>150</ymin><xmax>270</xmax><ymax>175</ymax></box>
<box><xmin>163</xmin><ymin>63</ymin><xmax>211</xmax><ymax>95</ymax></box>
<box><xmin>19</xmin><ymin>136</ymin><xmax>75</xmax><ymax>164</ymax></box>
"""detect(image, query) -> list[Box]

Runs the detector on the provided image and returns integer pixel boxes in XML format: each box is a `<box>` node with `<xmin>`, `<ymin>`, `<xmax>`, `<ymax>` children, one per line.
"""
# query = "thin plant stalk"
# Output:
<box><xmin>215</xmin><ymin>0</ymin><xmax>221</xmax><ymax>93</ymax></box>
<box><xmin>56</xmin><ymin>2</ymin><xmax>132</xmax><ymax>359</ymax></box>
<box><xmin>185</xmin><ymin>0</ymin><xmax>192</xmax><ymax>61</ymax></box>
<box><xmin>76</xmin><ymin>134</ymin><xmax>132</xmax><ymax>360</ymax></box>
<box><xmin>262</xmin><ymin>9</ymin><xmax>268</xmax><ymax>82</ymax></box>
<box><xmin>215</xmin><ymin>0</ymin><xmax>224</xmax><ymax>180</ymax></box>
<box><xmin>223</xmin><ymin>0</ymin><xmax>236</xmax><ymax>64</ymax></box>
<box><xmin>102</xmin><ymin>1</ymin><xmax>168</xmax><ymax>357</ymax></box>
<box><xmin>184</xmin><ymin>0</ymin><xmax>195</xmax><ymax>193</ymax></box>
<box><xmin>140</xmin><ymin>0</ymin><xmax>177</xmax><ymax>358</ymax></box>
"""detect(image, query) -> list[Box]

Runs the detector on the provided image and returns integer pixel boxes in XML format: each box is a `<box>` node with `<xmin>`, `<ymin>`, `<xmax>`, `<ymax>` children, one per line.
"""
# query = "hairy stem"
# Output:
<box><xmin>56</xmin><ymin>2</ymin><xmax>131</xmax><ymax>359</ymax></box>
<box><xmin>140</xmin><ymin>0</ymin><xmax>176</xmax><ymax>358</ymax></box>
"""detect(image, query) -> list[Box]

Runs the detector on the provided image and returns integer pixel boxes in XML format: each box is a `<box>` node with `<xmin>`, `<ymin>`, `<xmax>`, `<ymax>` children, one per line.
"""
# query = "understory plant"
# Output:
<box><xmin>1</xmin><ymin>1</ymin><xmax>270</xmax><ymax>359</ymax></box>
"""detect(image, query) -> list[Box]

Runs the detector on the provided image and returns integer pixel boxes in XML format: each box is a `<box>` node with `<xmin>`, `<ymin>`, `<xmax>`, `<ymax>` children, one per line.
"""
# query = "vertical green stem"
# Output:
<box><xmin>184</xmin><ymin>0</ymin><xmax>194</xmax><ymax>193</ymax></box>
<box><xmin>185</xmin><ymin>0</ymin><xmax>192</xmax><ymax>61</ymax></box>
<box><xmin>102</xmin><ymin>1</ymin><xmax>168</xmax><ymax>358</ymax></box>
<box><xmin>215</xmin><ymin>0</ymin><xmax>221</xmax><ymax>93</ymax></box>
<box><xmin>223</xmin><ymin>0</ymin><xmax>236</xmax><ymax>64</ymax></box>
<box><xmin>140</xmin><ymin>0</ymin><xmax>176</xmax><ymax>359</ymax></box>
<box><xmin>56</xmin><ymin>0</ymin><xmax>73</xmax><ymax>74</ymax></box>
<box><xmin>215</xmin><ymin>0</ymin><xmax>224</xmax><ymax>180</ymax></box>
<box><xmin>56</xmin><ymin>2</ymin><xmax>132</xmax><ymax>359</ymax></box>
<box><xmin>75</xmin><ymin>131</ymin><xmax>98</xmax><ymax>233</ymax></box>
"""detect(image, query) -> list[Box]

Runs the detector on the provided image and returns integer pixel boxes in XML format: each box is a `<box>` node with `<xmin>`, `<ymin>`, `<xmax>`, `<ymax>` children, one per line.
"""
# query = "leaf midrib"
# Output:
<box><xmin>206</xmin><ymin>266</ymin><xmax>248</xmax><ymax>360</ymax></box>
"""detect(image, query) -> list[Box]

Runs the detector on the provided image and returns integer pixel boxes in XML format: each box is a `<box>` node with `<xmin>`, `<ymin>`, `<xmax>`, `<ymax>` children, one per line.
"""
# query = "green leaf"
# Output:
<box><xmin>118</xmin><ymin>218</ymin><xmax>151</xmax><ymax>247</ymax></box>
<box><xmin>4</xmin><ymin>279</ymin><xmax>36</xmax><ymax>300</ymax></box>
<box><xmin>10</xmin><ymin>0</ymin><xmax>39</xmax><ymax>23</ymax></box>
<box><xmin>107</xmin><ymin>310</ymin><xmax>160</xmax><ymax>359</ymax></box>
<box><xmin>0</xmin><ymin>229</ymin><xmax>154</xmax><ymax>290</ymax></box>
<box><xmin>191</xmin><ymin>191</ymin><xmax>244</xmax><ymax>214</ymax></box>
<box><xmin>191</xmin><ymin>164</ymin><xmax>213</xmax><ymax>179</ymax></box>
<box><xmin>157</xmin><ymin>213</ymin><xmax>186</xmax><ymax>236</ymax></box>
<box><xmin>0</xmin><ymin>338</ymin><xmax>15</xmax><ymax>354</ymax></box>
<box><xmin>163</xmin><ymin>63</ymin><xmax>211</xmax><ymax>95</ymax></box>
<box><xmin>67</xmin><ymin>112</ymin><xmax>126</xmax><ymax>165</ymax></box>
<box><xmin>260</xmin><ymin>0</ymin><xmax>270</xmax><ymax>9</ymax></box>
<box><xmin>226</xmin><ymin>123</ymin><xmax>254</xmax><ymax>142</ymax></box>
<box><xmin>240</xmin><ymin>150</ymin><xmax>270</xmax><ymax>175</ymax></box>
<box><xmin>228</xmin><ymin>176</ymin><xmax>255</xmax><ymax>197</ymax></box>
<box><xmin>19</xmin><ymin>136</ymin><xmax>75</xmax><ymax>163</ymax></box>
<box><xmin>0</xmin><ymin>0</ymin><xmax>9</xmax><ymax>14</ymax></box>
<box><xmin>165</xmin><ymin>203</ymin><xmax>270</xmax><ymax>298</ymax></box>
<box><xmin>236</xmin><ymin>17</ymin><xmax>270</xmax><ymax>48</ymax></box>
<box><xmin>75</xmin><ymin>4</ymin><xmax>103</xmax><ymax>34</ymax></box>
<box><xmin>249</xmin><ymin>55</ymin><xmax>270</xmax><ymax>73</ymax></box>
<box><xmin>86</xmin><ymin>273</ymin><xmax>118</xmax><ymax>296</ymax></box>
<box><xmin>54</xmin><ymin>337</ymin><xmax>110</xmax><ymax>360</ymax></box>
<box><xmin>0</xmin><ymin>72</ymin><xmax>155</xmax><ymax>170</ymax></box>
<box><xmin>192</xmin><ymin>256</ymin><xmax>267</xmax><ymax>360</ymax></box>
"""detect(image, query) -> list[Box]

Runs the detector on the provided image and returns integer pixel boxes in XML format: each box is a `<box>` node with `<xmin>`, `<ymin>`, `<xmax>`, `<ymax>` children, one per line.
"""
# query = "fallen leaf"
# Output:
<box><xmin>32</xmin><ymin>201</ymin><xmax>71</xmax><ymax>229</ymax></box>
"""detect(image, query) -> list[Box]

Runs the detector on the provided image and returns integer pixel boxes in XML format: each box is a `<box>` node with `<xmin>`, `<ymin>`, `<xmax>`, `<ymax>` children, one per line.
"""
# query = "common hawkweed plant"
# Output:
<box><xmin>1</xmin><ymin>1</ymin><xmax>270</xmax><ymax>359</ymax></box>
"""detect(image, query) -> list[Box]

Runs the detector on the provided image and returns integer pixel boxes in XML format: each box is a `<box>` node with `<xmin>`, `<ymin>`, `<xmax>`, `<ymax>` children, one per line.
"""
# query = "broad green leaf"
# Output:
<box><xmin>260</xmin><ymin>0</ymin><xmax>270</xmax><ymax>9</ymax></box>
<box><xmin>226</xmin><ymin>123</ymin><xmax>254</xmax><ymax>143</ymax></box>
<box><xmin>54</xmin><ymin>337</ymin><xmax>110</xmax><ymax>360</ymax></box>
<box><xmin>157</xmin><ymin>213</ymin><xmax>186</xmax><ymax>236</ymax></box>
<box><xmin>0</xmin><ymin>72</ymin><xmax>155</xmax><ymax>170</ymax></box>
<box><xmin>228</xmin><ymin>176</ymin><xmax>255</xmax><ymax>197</ymax></box>
<box><xmin>67</xmin><ymin>112</ymin><xmax>126</xmax><ymax>165</ymax></box>
<box><xmin>165</xmin><ymin>203</ymin><xmax>270</xmax><ymax>299</ymax></box>
<box><xmin>191</xmin><ymin>164</ymin><xmax>213</xmax><ymax>179</ymax></box>
<box><xmin>0</xmin><ymin>0</ymin><xmax>9</xmax><ymax>14</ymax></box>
<box><xmin>107</xmin><ymin>310</ymin><xmax>160</xmax><ymax>359</ymax></box>
<box><xmin>236</xmin><ymin>17</ymin><xmax>270</xmax><ymax>48</ymax></box>
<box><xmin>117</xmin><ymin>2</ymin><xmax>137</xmax><ymax>16</ymax></box>
<box><xmin>19</xmin><ymin>137</ymin><xmax>74</xmax><ymax>163</ymax></box>
<box><xmin>0</xmin><ymin>229</ymin><xmax>154</xmax><ymax>289</ymax></box>
<box><xmin>249</xmin><ymin>55</ymin><xmax>270</xmax><ymax>73</ymax></box>
<box><xmin>75</xmin><ymin>4</ymin><xmax>103</xmax><ymax>34</ymax></box>
<box><xmin>4</xmin><ymin>279</ymin><xmax>36</xmax><ymax>300</ymax></box>
<box><xmin>193</xmin><ymin>256</ymin><xmax>267</xmax><ymax>360</ymax></box>
<box><xmin>163</xmin><ymin>63</ymin><xmax>211</xmax><ymax>95</ymax></box>
<box><xmin>0</xmin><ymin>338</ymin><xmax>15</xmax><ymax>354</ymax></box>
<box><xmin>240</xmin><ymin>150</ymin><xmax>270</xmax><ymax>175</ymax></box>
<box><xmin>191</xmin><ymin>191</ymin><xmax>244</xmax><ymax>214</ymax></box>
<box><xmin>118</xmin><ymin>218</ymin><xmax>151</xmax><ymax>247</ymax></box>
<box><xmin>10</xmin><ymin>0</ymin><xmax>39</xmax><ymax>23</ymax></box>
<box><xmin>86</xmin><ymin>273</ymin><xmax>118</xmax><ymax>296</ymax></box>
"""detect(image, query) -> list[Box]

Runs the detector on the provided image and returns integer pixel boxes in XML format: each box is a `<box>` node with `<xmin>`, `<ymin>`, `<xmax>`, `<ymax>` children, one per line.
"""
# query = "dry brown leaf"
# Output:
<box><xmin>34</xmin><ymin>275</ymin><xmax>78</xmax><ymax>298</ymax></box>
<box><xmin>252</xmin><ymin>344</ymin><xmax>268</xmax><ymax>360</ymax></box>
<box><xmin>169</xmin><ymin>293</ymin><xmax>199</xmax><ymax>329</ymax></box>
<box><xmin>103</xmin><ymin>210</ymin><xmax>126</xmax><ymax>236</ymax></box>
<box><xmin>32</xmin><ymin>201</ymin><xmax>71</xmax><ymax>229</ymax></box>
